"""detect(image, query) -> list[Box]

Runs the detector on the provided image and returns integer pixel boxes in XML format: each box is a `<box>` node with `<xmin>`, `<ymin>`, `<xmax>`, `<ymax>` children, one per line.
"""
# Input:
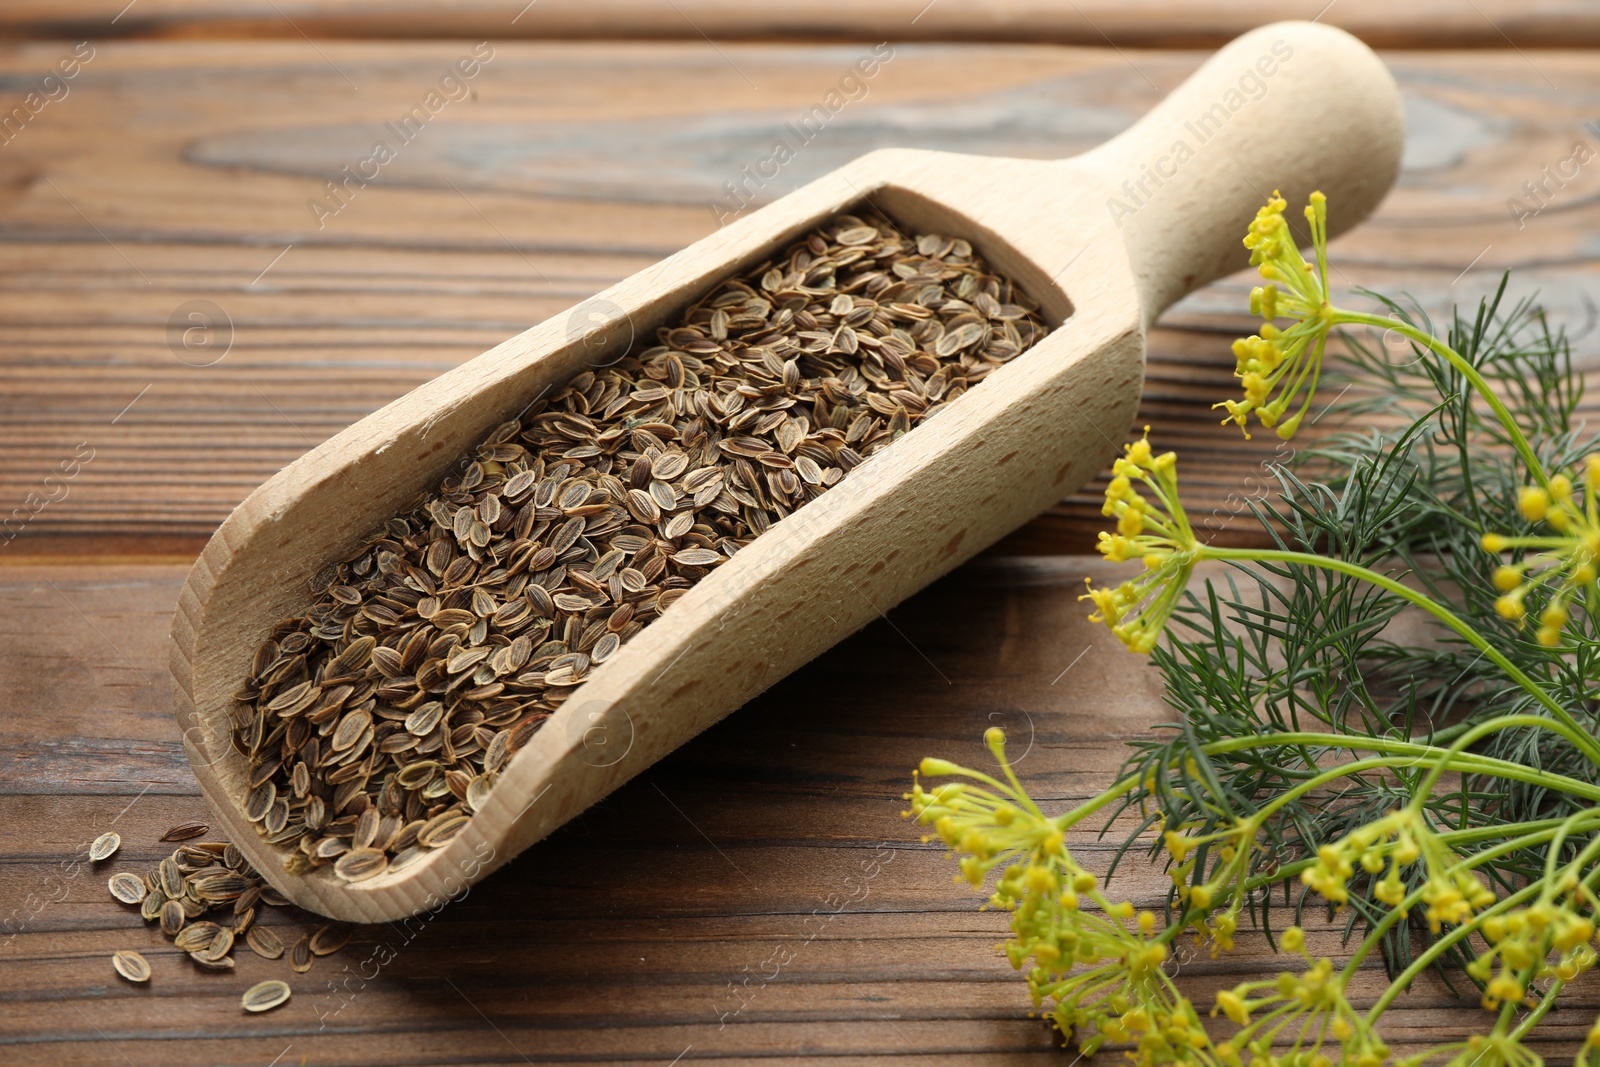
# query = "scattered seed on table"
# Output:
<box><xmin>173</xmin><ymin>921</ymin><xmax>221</xmax><ymax>953</ymax></box>
<box><xmin>197</xmin><ymin>926</ymin><xmax>234</xmax><ymax>962</ymax></box>
<box><xmin>108</xmin><ymin>872</ymin><xmax>147</xmax><ymax>905</ymax></box>
<box><xmin>289</xmin><ymin>936</ymin><xmax>313</xmax><ymax>973</ymax></box>
<box><xmin>189</xmin><ymin>952</ymin><xmax>235</xmax><ymax>970</ymax></box>
<box><xmin>159</xmin><ymin>899</ymin><xmax>185</xmax><ymax>937</ymax></box>
<box><xmin>158</xmin><ymin>857</ymin><xmax>184</xmax><ymax>899</ymax></box>
<box><xmin>242</xmin><ymin>979</ymin><xmax>291</xmax><ymax>1013</ymax></box>
<box><xmin>234</xmin><ymin>885</ymin><xmax>261</xmax><ymax>916</ymax></box>
<box><xmin>246</xmin><ymin>926</ymin><xmax>284</xmax><ymax>960</ymax></box>
<box><xmin>308</xmin><ymin>923</ymin><xmax>352</xmax><ymax>956</ymax></box>
<box><xmin>111</xmin><ymin>950</ymin><xmax>150</xmax><ymax>983</ymax></box>
<box><xmin>89</xmin><ymin>832</ymin><xmax>120</xmax><ymax>862</ymax></box>
<box><xmin>160</xmin><ymin>822</ymin><xmax>209</xmax><ymax>842</ymax></box>
<box><xmin>108</xmin><ymin>833</ymin><xmax>358</xmax><ymax>987</ymax></box>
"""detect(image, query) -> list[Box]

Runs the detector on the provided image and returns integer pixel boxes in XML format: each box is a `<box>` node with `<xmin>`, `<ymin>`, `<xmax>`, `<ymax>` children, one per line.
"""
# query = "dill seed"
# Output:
<box><xmin>108</xmin><ymin>872</ymin><xmax>147</xmax><ymax>905</ymax></box>
<box><xmin>246</xmin><ymin>926</ymin><xmax>285</xmax><ymax>959</ymax></box>
<box><xmin>332</xmin><ymin>848</ymin><xmax>387</xmax><ymax>881</ymax></box>
<box><xmin>236</xmin><ymin>208</ymin><xmax>1050</xmax><ymax>879</ymax></box>
<box><xmin>89</xmin><ymin>832</ymin><xmax>120</xmax><ymax>862</ymax></box>
<box><xmin>235</xmin><ymin>885</ymin><xmax>261</xmax><ymax>916</ymax></box>
<box><xmin>158</xmin><ymin>857</ymin><xmax>184</xmax><ymax>899</ymax></box>
<box><xmin>115</xmin><ymin>832</ymin><xmax>357</xmax><ymax>981</ymax></box>
<box><xmin>190</xmin><ymin>952</ymin><xmax>235</xmax><ymax>971</ymax></box>
<box><xmin>197</xmin><ymin>926</ymin><xmax>235</xmax><ymax>962</ymax></box>
<box><xmin>111</xmin><ymin>951</ymin><xmax>151</xmax><ymax>983</ymax></box>
<box><xmin>242</xmin><ymin>979</ymin><xmax>292</xmax><ymax>1013</ymax></box>
<box><xmin>308</xmin><ymin>922</ymin><xmax>353</xmax><ymax>956</ymax></box>
<box><xmin>173</xmin><ymin>921</ymin><xmax>222</xmax><ymax>953</ymax></box>
<box><xmin>160</xmin><ymin>821</ymin><xmax>210</xmax><ymax>842</ymax></box>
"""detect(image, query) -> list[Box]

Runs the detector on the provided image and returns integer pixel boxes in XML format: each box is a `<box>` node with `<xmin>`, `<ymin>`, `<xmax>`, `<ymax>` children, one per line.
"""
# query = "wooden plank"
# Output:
<box><xmin>2</xmin><ymin>0</ymin><xmax>1599</xmax><ymax>49</ymax></box>
<box><xmin>0</xmin><ymin>556</ymin><xmax>1592</xmax><ymax>1063</ymax></box>
<box><xmin>2</xmin><ymin>40</ymin><xmax>1597</xmax><ymax>558</ymax></box>
<box><xmin>0</xmin><ymin>558</ymin><xmax>1563</xmax><ymax>1060</ymax></box>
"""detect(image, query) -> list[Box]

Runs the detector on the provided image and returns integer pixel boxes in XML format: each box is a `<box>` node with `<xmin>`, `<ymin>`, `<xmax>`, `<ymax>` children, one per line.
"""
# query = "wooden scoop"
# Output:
<box><xmin>171</xmin><ymin>21</ymin><xmax>1403</xmax><ymax>922</ymax></box>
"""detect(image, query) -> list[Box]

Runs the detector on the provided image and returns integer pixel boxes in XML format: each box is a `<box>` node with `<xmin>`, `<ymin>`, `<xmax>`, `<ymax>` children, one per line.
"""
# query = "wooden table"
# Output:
<box><xmin>4</xmin><ymin>5</ymin><xmax>1599</xmax><ymax>1064</ymax></box>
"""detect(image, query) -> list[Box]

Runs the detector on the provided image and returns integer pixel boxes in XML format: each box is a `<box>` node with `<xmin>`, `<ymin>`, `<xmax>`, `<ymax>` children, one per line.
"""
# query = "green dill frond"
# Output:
<box><xmin>1116</xmin><ymin>277</ymin><xmax>1600</xmax><ymax>978</ymax></box>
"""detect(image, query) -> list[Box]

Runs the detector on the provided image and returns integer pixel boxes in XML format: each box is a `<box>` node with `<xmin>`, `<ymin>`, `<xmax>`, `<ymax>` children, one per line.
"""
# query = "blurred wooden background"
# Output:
<box><xmin>3</xmin><ymin>2</ymin><xmax>1599</xmax><ymax>1064</ymax></box>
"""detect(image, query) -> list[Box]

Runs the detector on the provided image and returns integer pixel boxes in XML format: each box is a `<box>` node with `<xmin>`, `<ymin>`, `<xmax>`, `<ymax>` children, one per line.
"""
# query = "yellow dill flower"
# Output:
<box><xmin>1214</xmin><ymin>989</ymin><xmax>1249</xmax><ymax>1026</ymax></box>
<box><xmin>1420</xmin><ymin>867</ymin><xmax>1496</xmax><ymax>934</ymax></box>
<box><xmin>1218</xmin><ymin>191</ymin><xmax>1334</xmax><ymax>441</ymax></box>
<box><xmin>1212</xmin><ymin>939</ymin><xmax>1384</xmax><ymax>1067</ymax></box>
<box><xmin>908</xmin><ymin>730</ymin><xmax>1214</xmax><ymax>1060</ymax></box>
<box><xmin>1470</xmin><ymin>891</ymin><xmax>1599</xmax><ymax>1008</ymax></box>
<box><xmin>1301</xmin><ymin>809</ymin><xmax>1493</xmax><ymax>933</ymax></box>
<box><xmin>1081</xmin><ymin>430</ymin><xmax>1199</xmax><ymax>653</ymax></box>
<box><xmin>906</xmin><ymin>728</ymin><xmax>1136</xmax><ymax>965</ymax></box>
<box><xmin>1482</xmin><ymin>457</ymin><xmax>1600</xmax><ymax>645</ymax></box>
<box><xmin>1161</xmin><ymin>817</ymin><xmax>1259</xmax><ymax>954</ymax></box>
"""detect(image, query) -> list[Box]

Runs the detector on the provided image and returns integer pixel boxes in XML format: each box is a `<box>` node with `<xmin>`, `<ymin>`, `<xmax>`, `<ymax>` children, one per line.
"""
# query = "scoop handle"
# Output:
<box><xmin>1069</xmin><ymin>20</ymin><xmax>1404</xmax><ymax>325</ymax></box>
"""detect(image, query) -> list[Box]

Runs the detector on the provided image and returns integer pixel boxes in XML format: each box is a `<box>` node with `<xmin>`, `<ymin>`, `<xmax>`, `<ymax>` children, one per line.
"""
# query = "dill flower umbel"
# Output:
<box><xmin>1483</xmin><ymin>458</ymin><xmax>1600</xmax><ymax>646</ymax></box>
<box><xmin>905</xmin><ymin>730</ymin><xmax>1213</xmax><ymax>1060</ymax></box>
<box><xmin>1218</xmin><ymin>191</ymin><xmax>1334</xmax><ymax>440</ymax></box>
<box><xmin>1468</xmin><ymin>899</ymin><xmax>1597</xmax><ymax>1010</ymax></box>
<box><xmin>1161</xmin><ymin>818</ymin><xmax>1256</xmax><ymax>954</ymax></box>
<box><xmin>1301</xmin><ymin>808</ymin><xmax>1494</xmax><ymax>931</ymax></box>
<box><xmin>1211</xmin><ymin>927</ymin><xmax>1388</xmax><ymax>1067</ymax></box>
<box><xmin>1082</xmin><ymin>431</ymin><xmax>1198</xmax><ymax>653</ymax></box>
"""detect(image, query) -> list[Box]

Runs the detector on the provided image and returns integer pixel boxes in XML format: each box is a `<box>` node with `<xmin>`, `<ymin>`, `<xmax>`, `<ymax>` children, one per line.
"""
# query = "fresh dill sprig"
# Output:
<box><xmin>1127</xmin><ymin>279</ymin><xmax>1600</xmax><ymax>976</ymax></box>
<box><xmin>908</xmin><ymin>193</ymin><xmax>1600</xmax><ymax>1067</ymax></box>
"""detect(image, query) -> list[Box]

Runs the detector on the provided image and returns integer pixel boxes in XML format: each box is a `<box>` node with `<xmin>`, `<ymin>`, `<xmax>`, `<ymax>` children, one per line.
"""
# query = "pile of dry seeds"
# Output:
<box><xmin>235</xmin><ymin>209</ymin><xmax>1051</xmax><ymax>880</ymax></box>
<box><xmin>97</xmin><ymin>825</ymin><xmax>349</xmax><ymax>1011</ymax></box>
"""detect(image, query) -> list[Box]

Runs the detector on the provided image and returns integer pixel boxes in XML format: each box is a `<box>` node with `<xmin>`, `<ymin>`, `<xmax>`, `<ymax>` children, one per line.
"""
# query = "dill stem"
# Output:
<box><xmin>1195</xmin><ymin>733</ymin><xmax>1600</xmax><ymax>801</ymax></box>
<box><xmin>1409</xmin><ymin>714</ymin><xmax>1600</xmax><ymax>809</ymax></box>
<box><xmin>1365</xmin><ymin>826</ymin><xmax>1600</xmax><ymax>1022</ymax></box>
<box><xmin>1231</xmin><ymin>757</ymin><xmax>1409</xmax><ymax>828</ymax></box>
<box><xmin>1210</xmin><ymin>723</ymin><xmax>1590</xmax><ymax>844</ymax></box>
<box><xmin>1336</xmin><ymin>311</ymin><xmax>1551</xmax><ymax>489</ymax></box>
<box><xmin>1200</xmin><ymin>547</ymin><xmax>1597</xmax><ymax>763</ymax></box>
<box><xmin>1510</xmin><ymin>978</ymin><xmax>1564</xmax><ymax>1040</ymax></box>
<box><xmin>1054</xmin><ymin>734</ymin><xmax>1600</xmax><ymax>839</ymax></box>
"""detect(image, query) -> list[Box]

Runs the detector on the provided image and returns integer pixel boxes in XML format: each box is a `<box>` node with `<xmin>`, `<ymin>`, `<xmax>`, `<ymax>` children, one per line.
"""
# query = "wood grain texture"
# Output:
<box><xmin>7</xmin><ymin>557</ymin><xmax>1595</xmax><ymax>1065</ymax></box>
<box><xmin>2</xmin><ymin>0</ymin><xmax>1599</xmax><ymax>48</ymax></box>
<box><xmin>3</xmin><ymin>30</ymin><xmax>1599</xmax><ymax>1063</ymax></box>
<box><xmin>1</xmin><ymin>39</ymin><xmax>1596</xmax><ymax>556</ymax></box>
